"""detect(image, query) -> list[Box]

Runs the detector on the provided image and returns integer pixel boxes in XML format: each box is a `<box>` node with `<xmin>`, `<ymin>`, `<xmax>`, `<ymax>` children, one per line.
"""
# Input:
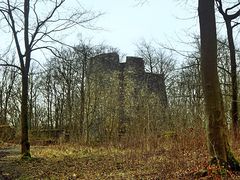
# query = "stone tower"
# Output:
<box><xmin>87</xmin><ymin>52</ymin><xmax>168</xmax><ymax>142</ymax></box>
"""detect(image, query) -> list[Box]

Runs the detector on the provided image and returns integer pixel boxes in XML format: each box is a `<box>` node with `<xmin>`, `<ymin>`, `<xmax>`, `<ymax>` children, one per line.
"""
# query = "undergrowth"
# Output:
<box><xmin>1</xmin><ymin>127</ymin><xmax>240</xmax><ymax>179</ymax></box>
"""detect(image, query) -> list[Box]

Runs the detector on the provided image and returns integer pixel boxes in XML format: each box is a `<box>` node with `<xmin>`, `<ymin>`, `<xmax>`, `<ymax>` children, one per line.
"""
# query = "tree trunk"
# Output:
<box><xmin>198</xmin><ymin>0</ymin><xmax>239</xmax><ymax>170</ymax></box>
<box><xmin>79</xmin><ymin>61</ymin><xmax>85</xmax><ymax>137</ymax></box>
<box><xmin>21</xmin><ymin>68</ymin><xmax>30</xmax><ymax>158</ymax></box>
<box><xmin>0</xmin><ymin>88</ymin><xmax>3</xmax><ymax>125</ymax></box>
<box><xmin>225</xmin><ymin>20</ymin><xmax>239</xmax><ymax>139</ymax></box>
<box><xmin>29</xmin><ymin>75</ymin><xmax>33</xmax><ymax>130</ymax></box>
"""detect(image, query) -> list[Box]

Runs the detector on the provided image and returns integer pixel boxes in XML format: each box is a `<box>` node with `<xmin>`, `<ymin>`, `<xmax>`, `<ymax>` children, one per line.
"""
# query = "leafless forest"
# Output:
<box><xmin>1</xmin><ymin>0</ymin><xmax>240</xmax><ymax>179</ymax></box>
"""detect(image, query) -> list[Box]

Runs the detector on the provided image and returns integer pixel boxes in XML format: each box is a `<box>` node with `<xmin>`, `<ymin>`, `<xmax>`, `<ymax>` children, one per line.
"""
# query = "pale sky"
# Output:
<box><xmin>69</xmin><ymin>0</ymin><xmax>198</xmax><ymax>56</ymax></box>
<box><xmin>0</xmin><ymin>0</ymin><xmax>198</xmax><ymax>63</ymax></box>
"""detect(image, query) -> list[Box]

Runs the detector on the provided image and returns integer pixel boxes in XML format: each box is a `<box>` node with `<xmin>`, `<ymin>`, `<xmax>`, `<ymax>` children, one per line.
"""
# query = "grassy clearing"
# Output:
<box><xmin>1</xmin><ymin>128</ymin><xmax>240</xmax><ymax>179</ymax></box>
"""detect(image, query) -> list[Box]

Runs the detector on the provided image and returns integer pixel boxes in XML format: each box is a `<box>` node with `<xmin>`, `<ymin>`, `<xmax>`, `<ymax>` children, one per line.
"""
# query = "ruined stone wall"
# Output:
<box><xmin>145</xmin><ymin>73</ymin><xmax>168</xmax><ymax>107</ymax></box>
<box><xmin>87</xmin><ymin>52</ymin><xmax>168</xmax><ymax>141</ymax></box>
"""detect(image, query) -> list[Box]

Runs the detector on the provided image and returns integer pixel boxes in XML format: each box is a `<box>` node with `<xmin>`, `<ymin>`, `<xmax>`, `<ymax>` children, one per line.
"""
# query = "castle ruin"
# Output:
<box><xmin>86</xmin><ymin>52</ymin><xmax>168</xmax><ymax>142</ymax></box>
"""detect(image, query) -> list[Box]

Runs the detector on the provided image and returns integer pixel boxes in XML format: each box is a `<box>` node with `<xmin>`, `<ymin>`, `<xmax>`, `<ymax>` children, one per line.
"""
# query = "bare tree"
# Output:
<box><xmin>216</xmin><ymin>0</ymin><xmax>240</xmax><ymax>139</ymax></box>
<box><xmin>136</xmin><ymin>40</ymin><xmax>175</xmax><ymax>77</ymax></box>
<box><xmin>198</xmin><ymin>0</ymin><xmax>239</xmax><ymax>170</ymax></box>
<box><xmin>135</xmin><ymin>40</ymin><xmax>175</xmax><ymax>95</ymax></box>
<box><xmin>74</xmin><ymin>42</ymin><xmax>95</xmax><ymax>138</ymax></box>
<box><xmin>0</xmin><ymin>0</ymin><xmax>100</xmax><ymax>158</ymax></box>
<box><xmin>136</xmin><ymin>40</ymin><xmax>156</xmax><ymax>73</ymax></box>
<box><xmin>0</xmin><ymin>63</ymin><xmax>17</xmax><ymax>125</ymax></box>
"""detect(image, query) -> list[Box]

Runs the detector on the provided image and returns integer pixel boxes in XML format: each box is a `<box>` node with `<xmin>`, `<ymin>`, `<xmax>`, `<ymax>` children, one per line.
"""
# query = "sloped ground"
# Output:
<box><xmin>1</xmin><ymin>129</ymin><xmax>240</xmax><ymax>179</ymax></box>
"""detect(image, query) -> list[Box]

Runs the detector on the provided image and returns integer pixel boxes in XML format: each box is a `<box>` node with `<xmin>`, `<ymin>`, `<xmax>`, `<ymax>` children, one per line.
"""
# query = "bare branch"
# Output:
<box><xmin>133</xmin><ymin>0</ymin><xmax>149</xmax><ymax>6</ymax></box>
<box><xmin>29</xmin><ymin>0</ymin><xmax>65</xmax><ymax>48</ymax></box>
<box><xmin>216</xmin><ymin>0</ymin><xmax>240</xmax><ymax>21</ymax></box>
<box><xmin>226</xmin><ymin>2</ymin><xmax>240</xmax><ymax>13</ymax></box>
<box><xmin>5</xmin><ymin>0</ymin><xmax>23</xmax><ymax>66</ymax></box>
<box><xmin>0</xmin><ymin>59</ymin><xmax>21</xmax><ymax>71</ymax></box>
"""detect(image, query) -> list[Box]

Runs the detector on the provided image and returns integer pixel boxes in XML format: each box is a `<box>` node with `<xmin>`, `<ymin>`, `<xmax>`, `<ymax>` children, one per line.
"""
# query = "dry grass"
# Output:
<box><xmin>1</xmin><ymin>128</ymin><xmax>240</xmax><ymax>179</ymax></box>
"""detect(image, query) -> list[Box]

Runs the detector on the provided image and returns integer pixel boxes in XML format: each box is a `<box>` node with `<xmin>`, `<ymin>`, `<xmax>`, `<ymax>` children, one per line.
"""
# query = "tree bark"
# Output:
<box><xmin>20</xmin><ymin>0</ymin><xmax>31</xmax><ymax>158</ymax></box>
<box><xmin>198</xmin><ymin>0</ymin><xmax>239</xmax><ymax>170</ymax></box>
<box><xmin>216</xmin><ymin>0</ymin><xmax>240</xmax><ymax>140</ymax></box>
<box><xmin>79</xmin><ymin>55</ymin><xmax>86</xmax><ymax>137</ymax></box>
<box><xmin>225</xmin><ymin>20</ymin><xmax>239</xmax><ymax>139</ymax></box>
<box><xmin>21</xmin><ymin>68</ymin><xmax>30</xmax><ymax>157</ymax></box>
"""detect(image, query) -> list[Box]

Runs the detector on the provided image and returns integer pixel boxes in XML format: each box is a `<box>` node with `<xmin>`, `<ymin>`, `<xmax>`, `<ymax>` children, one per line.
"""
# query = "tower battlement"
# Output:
<box><xmin>125</xmin><ymin>56</ymin><xmax>145</xmax><ymax>74</ymax></box>
<box><xmin>89</xmin><ymin>53</ymin><xmax>167</xmax><ymax>103</ymax></box>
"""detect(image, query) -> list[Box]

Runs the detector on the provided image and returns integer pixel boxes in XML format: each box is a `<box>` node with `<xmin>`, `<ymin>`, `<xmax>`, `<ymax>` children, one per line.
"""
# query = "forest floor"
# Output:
<box><xmin>1</xmin><ymin>129</ymin><xmax>240</xmax><ymax>179</ymax></box>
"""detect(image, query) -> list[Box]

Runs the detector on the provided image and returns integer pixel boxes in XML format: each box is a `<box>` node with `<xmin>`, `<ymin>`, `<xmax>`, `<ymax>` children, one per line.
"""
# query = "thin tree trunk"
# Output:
<box><xmin>225</xmin><ymin>20</ymin><xmax>239</xmax><ymax>139</ymax></box>
<box><xmin>79</xmin><ymin>58</ymin><xmax>86</xmax><ymax>137</ymax></box>
<box><xmin>0</xmin><ymin>88</ymin><xmax>3</xmax><ymax>125</ymax></box>
<box><xmin>216</xmin><ymin>0</ymin><xmax>240</xmax><ymax>140</ymax></box>
<box><xmin>29</xmin><ymin>75</ymin><xmax>33</xmax><ymax>130</ymax></box>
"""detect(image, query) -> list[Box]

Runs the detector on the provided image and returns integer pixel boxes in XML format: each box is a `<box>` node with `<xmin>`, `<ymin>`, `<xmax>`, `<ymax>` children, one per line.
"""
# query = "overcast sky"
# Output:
<box><xmin>1</xmin><ymin>0</ymin><xmax>237</xmax><ymax>64</ymax></box>
<box><xmin>0</xmin><ymin>0</ymin><xmax>198</xmax><ymax>64</ymax></box>
<box><xmin>71</xmin><ymin>0</ymin><xmax>198</xmax><ymax>56</ymax></box>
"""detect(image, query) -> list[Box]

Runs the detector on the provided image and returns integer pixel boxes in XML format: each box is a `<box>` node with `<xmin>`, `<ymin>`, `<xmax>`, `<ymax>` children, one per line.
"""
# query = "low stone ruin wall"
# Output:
<box><xmin>0</xmin><ymin>125</ymin><xmax>16</xmax><ymax>141</ymax></box>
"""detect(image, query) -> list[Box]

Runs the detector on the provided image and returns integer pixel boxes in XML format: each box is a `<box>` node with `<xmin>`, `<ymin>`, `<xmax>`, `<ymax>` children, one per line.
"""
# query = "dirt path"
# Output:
<box><xmin>0</xmin><ymin>146</ymin><xmax>19</xmax><ymax>155</ymax></box>
<box><xmin>0</xmin><ymin>144</ymin><xmax>21</xmax><ymax>179</ymax></box>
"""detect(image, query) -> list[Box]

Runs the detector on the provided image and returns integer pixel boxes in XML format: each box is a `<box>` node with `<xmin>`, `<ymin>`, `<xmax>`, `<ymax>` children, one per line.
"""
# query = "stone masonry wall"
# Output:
<box><xmin>87</xmin><ymin>52</ymin><xmax>168</xmax><ymax>141</ymax></box>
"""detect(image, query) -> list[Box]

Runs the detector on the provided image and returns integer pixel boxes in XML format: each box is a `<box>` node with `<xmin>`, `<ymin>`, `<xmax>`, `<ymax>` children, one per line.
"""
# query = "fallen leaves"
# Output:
<box><xmin>0</xmin><ymin>129</ymin><xmax>240</xmax><ymax>179</ymax></box>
